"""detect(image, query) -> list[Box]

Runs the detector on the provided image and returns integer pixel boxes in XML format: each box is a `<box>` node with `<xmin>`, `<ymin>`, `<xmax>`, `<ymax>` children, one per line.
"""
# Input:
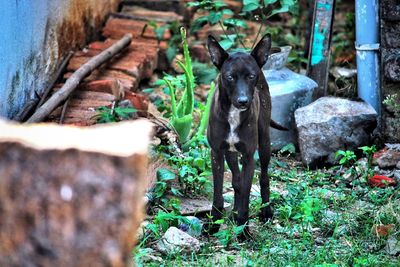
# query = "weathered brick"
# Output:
<box><xmin>78</xmin><ymin>80</ymin><xmax>126</xmax><ymax>95</ymax></box>
<box><xmin>384</xmin><ymin>54</ymin><xmax>400</xmax><ymax>82</ymax></box>
<box><xmin>102</xmin><ymin>18</ymin><xmax>170</xmax><ymax>39</ymax></box>
<box><xmin>190</xmin><ymin>43</ymin><xmax>209</xmax><ymax>62</ymax></box>
<box><xmin>124</xmin><ymin>91</ymin><xmax>149</xmax><ymax>114</ymax></box>
<box><xmin>120</xmin><ymin>6</ymin><xmax>183</xmax><ymax>22</ymax></box>
<box><xmin>64</xmin><ymin>69</ymin><xmax>138</xmax><ymax>90</ymax></box>
<box><xmin>382</xmin><ymin>0</ymin><xmax>400</xmax><ymax>21</ymax></box>
<box><xmin>71</xmin><ymin>91</ymin><xmax>116</xmax><ymax>102</ymax></box>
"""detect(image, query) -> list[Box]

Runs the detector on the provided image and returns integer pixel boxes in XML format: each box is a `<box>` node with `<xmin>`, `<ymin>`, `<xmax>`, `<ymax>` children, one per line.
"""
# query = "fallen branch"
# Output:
<box><xmin>26</xmin><ymin>33</ymin><xmax>133</xmax><ymax>123</ymax></box>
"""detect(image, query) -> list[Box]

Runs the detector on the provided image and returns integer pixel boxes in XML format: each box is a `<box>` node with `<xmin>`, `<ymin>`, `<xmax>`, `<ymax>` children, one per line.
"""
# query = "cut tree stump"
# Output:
<box><xmin>0</xmin><ymin>119</ymin><xmax>153</xmax><ymax>267</ymax></box>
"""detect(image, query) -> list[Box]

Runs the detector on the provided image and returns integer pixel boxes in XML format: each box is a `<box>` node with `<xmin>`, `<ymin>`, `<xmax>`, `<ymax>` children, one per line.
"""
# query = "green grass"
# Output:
<box><xmin>135</xmin><ymin>154</ymin><xmax>399</xmax><ymax>267</ymax></box>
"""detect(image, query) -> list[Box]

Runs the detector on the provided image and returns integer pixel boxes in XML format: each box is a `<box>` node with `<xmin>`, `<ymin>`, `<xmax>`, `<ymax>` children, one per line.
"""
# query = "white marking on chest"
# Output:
<box><xmin>227</xmin><ymin>106</ymin><xmax>242</xmax><ymax>151</ymax></box>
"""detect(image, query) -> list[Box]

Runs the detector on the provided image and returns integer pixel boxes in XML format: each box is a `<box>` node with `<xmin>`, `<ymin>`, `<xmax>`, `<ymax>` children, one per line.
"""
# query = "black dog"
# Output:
<box><xmin>206</xmin><ymin>34</ymin><xmax>286</xmax><ymax>234</ymax></box>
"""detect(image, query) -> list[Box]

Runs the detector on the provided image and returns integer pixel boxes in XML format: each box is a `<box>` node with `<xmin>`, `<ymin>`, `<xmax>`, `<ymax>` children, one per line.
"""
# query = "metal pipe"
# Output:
<box><xmin>355</xmin><ymin>0</ymin><xmax>381</xmax><ymax>115</ymax></box>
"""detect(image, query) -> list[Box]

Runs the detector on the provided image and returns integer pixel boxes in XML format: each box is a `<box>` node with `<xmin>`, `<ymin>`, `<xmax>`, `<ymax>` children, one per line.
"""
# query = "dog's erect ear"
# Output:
<box><xmin>251</xmin><ymin>34</ymin><xmax>272</xmax><ymax>68</ymax></box>
<box><xmin>207</xmin><ymin>35</ymin><xmax>229</xmax><ymax>69</ymax></box>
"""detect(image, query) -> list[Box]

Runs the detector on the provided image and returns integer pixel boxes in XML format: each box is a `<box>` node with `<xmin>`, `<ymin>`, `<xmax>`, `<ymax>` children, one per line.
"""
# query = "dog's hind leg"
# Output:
<box><xmin>258</xmin><ymin>129</ymin><xmax>273</xmax><ymax>222</ymax></box>
<box><xmin>225</xmin><ymin>151</ymin><xmax>240</xmax><ymax>215</ymax></box>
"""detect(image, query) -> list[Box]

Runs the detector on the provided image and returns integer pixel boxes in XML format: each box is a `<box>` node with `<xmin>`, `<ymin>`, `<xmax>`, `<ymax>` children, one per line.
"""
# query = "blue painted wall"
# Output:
<box><xmin>0</xmin><ymin>1</ymin><xmax>51</xmax><ymax>119</ymax></box>
<box><xmin>0</xmin><ymin>0</ymin><xmax>120</xmax><ymax>119</ymax></box>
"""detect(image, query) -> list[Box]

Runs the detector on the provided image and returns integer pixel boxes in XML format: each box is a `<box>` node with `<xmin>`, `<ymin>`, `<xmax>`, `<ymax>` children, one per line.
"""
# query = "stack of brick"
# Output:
<box><xmin>47</xmin><ymin>4</ymin><xmax>183</xmax><ymax>126</ymax></box>
<box><xmin>381</xmin><ymin>0</ymin><xmax>400</xmax><ymax>142</ymax></box>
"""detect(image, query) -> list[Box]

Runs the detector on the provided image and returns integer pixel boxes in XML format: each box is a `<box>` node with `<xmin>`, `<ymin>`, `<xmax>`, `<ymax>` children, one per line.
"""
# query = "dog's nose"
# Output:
<box><xmin>237</xmin><ymin>97</ymin><xmax>249</xmax><ymax>106</ymax></box>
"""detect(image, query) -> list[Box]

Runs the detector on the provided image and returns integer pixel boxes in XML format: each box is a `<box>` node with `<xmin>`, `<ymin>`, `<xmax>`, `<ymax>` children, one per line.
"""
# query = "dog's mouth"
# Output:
<box><xmin>233</xmin><ymin>103</ymin><xmax>249</xmax><ymax>111</ymax></box>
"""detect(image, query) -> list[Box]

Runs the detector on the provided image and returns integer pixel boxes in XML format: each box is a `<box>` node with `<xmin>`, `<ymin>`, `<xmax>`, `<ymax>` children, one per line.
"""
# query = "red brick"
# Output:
<box><xmin>64</xmin><ymin>69</ymin><xmax>138</xmax><ymax>90</ymax></box>
<box><xmin>102</xmin><ymin>18</ymin><xmax>170</xmax><ymax>40</ymax></box>
<box><xmin>190</xmin><ymin>43</ymin><xmax>209</xmax><ymax>62</ymax></box>
<box><xmin>120</xmin><ymin>6</ymin><xmax>183</xmax><ymax>22</ymax></box>
<box><xmin>78</xmin><ymin>80</ymin><xmax>129</xmax><ymax>96</ymax></box>
<box><xmin>71</xmin><ymin>91</ymin><xmax>116</xmax><ymax>102</ymax></box>
<box><xmin>124</xmin><ymin>91</ymin><xmax>149</xmax><ymax>114</ymax></box>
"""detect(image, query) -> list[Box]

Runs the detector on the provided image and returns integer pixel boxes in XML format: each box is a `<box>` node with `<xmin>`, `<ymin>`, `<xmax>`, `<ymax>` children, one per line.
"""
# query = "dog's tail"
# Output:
<box><xmin>270</xmin><ymin>119</ymin><xmax>289</xmax><ymax>131</ymax></box>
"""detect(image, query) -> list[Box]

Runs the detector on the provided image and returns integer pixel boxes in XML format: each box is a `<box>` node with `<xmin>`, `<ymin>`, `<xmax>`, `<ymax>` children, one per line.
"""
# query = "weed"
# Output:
<box><xmin>94</xmin><ymin>105</ymin><xmax>136</xmax><ymax>123</ymax></box>
<box><xmin>383</xmin><ymin>94</ymin><xmax>400</xmax><ymax>117</ymax></box>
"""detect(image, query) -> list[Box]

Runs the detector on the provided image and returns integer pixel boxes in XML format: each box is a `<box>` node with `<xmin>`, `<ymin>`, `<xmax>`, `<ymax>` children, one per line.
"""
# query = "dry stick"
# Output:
<box><xmin>36</xmin><ymin>51</ymin><xmax>74</xmax><ymax>110</ymax></box>
<box><xmin>59</xmin><ymin>97</ymin><xmax>71</xmax><ymax>125</ymax></box>
<box><xmin>27</xmin><ymin>33</ymin><xmax>133</xmax><ymax>123</ymax></box>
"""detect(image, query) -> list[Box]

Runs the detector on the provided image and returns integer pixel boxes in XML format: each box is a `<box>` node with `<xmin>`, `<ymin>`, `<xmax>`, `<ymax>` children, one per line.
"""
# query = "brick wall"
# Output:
<box><xmin>381</xmin><ymin>0</ymin><xmax>400</xmax><ymax>142</ymax></box>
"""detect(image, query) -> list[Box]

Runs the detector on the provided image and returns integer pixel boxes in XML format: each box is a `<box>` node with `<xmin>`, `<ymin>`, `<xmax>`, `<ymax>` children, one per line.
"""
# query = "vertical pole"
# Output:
<box><xmin>306</xmin><ymin>0</ymin><xmax>336</xmax><ymax>100</ymax></box>
<box><xmin>355</xmin><ymin>0</ymin><xmax>381</xmax><ymax>115</ymax></box>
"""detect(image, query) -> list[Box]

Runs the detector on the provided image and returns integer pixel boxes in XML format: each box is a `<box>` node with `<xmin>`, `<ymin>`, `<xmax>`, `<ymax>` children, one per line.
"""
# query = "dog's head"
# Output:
<box><xmin>207</xmin><ymin>34</ymin><xmax>271</xmax><ymax>110</ymax></box>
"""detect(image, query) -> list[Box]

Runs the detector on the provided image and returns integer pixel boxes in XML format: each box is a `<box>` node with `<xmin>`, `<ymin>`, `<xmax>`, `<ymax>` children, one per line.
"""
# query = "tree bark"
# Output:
<box><xmin>0</xmin><ymin>118</ymin><xmax>153</xmax><ymax>267</ymax></box>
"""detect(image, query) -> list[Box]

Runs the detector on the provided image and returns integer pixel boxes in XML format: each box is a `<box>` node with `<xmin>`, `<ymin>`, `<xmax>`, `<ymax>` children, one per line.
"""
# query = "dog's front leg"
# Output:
<box><xmin>205</xmin><ymin>149</ymin><xmax>225</xmax><ymax>234</ymax></box>
<box><xmin>225</xmin><ymin>151</ymin><xmax>240</xmax><ymax>214</ymax></box>
<box><xmin>236</xmin><ymin>153</ymin><xmax>255</xmax><ymax>226</ymax></box>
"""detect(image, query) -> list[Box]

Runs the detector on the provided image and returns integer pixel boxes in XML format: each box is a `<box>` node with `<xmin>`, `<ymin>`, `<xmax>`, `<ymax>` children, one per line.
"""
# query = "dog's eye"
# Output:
<box><xmin>226</xmin><ymin>75</ymin><xmax>234</xmax><ymax>81</ymax></box>
<box><xmin>248</xmin><ymin>74</ymin><xmax>256</xmax><ymax>80</ymax></box>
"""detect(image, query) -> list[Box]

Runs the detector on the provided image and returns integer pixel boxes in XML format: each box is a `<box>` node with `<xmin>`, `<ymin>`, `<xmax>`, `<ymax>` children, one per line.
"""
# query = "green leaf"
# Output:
<box><xmin>208</xmin><ymin>11</ymin><xmax>223</xmax><ymax>25</ymax></box>
<box><xmin>279</xmin><ymin>143</ymin><xmax>296</xmax><ymax>154</ymax></box>
<box><xmin>193</xmin><ymin>158</ymin><xmax>206</xmax><ymax>170</ymax></box>
<box><xmin>219</xmin><ymin>39</ymin><xmax>235</xmax><ymax>50</ymax></box>
<box><xmin>242</xmin><ymin>0</ymin><xmax>260</xmax><ymax>11</ymax></box>
<box><xmin>264</xmin><ymin>0</ymin><xmax>278</xmax><ymax>4</ymax></box>
<box><xmin>223</xmin><ymin>18</ymin><xmax>248</xmax><ymax>29</ymax></box>
<box><xmin>190</xmin><ymin>16</ymin><xmax>209</xmax><ymax>33</ymax></box>
<box><xmin>156</xmin><ymin>168</ymin><xmax>176</xmax><ymax>181</ymax></box>
<box><xmin>166</xmin><ymin>45</ymin><xmax>178</xmax><ymax>63</ymax></box>
<box><xmin>222</xmin><ymin>9</ymin><xmax>234</xmax><ymax>15</ymax></box>
<box><xmin>214</xmin><ymin>219</ymin><xmax>225</xmax><ymax>225</ymax></box>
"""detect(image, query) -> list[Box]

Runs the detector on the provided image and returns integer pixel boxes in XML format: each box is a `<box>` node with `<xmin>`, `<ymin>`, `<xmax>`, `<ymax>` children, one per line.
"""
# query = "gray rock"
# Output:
<box><xmin>265</xmin><ymin>68</ymin><xmax>318</xmax><ymax>151</ymax></box>
<box><xmin>321</xmin><ymin>210</ymin><xmax>338</xmax><ymax>225</ymax></box>
<box><xmin>393</xmin><ymin>170</ymin><xmax>400</xmax><ymax>184</ymax></box>
<box><xmin>385</xmin><ymin>236</ymin><xmax>400</xmax><ymax>256</ymax></box>
<box><xmin>295</xmin><ymin>97</ymin><xmax>377</xmax><ymax>167</ymax></box>
<box><xmin>397</xmin><ymin>161</ymin><xmax>400</xmax><ymax>169</ymax></box>
<box><xmin>156</xmin><ymin>227</ymin><xmax>200</xmax><ymax>254</ymax></box>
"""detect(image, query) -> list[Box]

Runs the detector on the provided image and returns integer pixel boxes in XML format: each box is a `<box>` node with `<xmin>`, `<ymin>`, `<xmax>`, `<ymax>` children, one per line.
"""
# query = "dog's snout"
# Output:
<box><xmin>237</xmin><ymin>97</ymin><xmax>249</xmax><ymax>106</ymax></box>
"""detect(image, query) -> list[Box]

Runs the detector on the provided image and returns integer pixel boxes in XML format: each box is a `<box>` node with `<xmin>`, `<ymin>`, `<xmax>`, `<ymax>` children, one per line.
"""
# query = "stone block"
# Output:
<box><xmin>384</xmin><ymin>54</ymin><xmax>400</xmax><ymax>82</ymax></box>
<box><xmin>382</xmin><ymin>0</ymin><xmax>400</xmax><ymax>21</ymax></box>
<box><xmin>382</xmin><ymin>21</ymin><xmax>400</xmax><ymax>48</ymax></box>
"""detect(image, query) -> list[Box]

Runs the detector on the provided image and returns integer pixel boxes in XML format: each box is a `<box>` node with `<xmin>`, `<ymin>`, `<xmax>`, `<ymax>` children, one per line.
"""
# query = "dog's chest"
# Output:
<box><xmin>226</xmin><ymin>106</ymin><xmax>241</xmax><ymax>151</ymax></box>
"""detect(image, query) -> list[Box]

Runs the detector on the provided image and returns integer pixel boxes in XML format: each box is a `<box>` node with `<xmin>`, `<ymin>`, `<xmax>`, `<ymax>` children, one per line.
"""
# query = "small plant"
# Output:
<box><xmin>149</xmin><ymin>168</ymin><xmax>181</xmax><ymax>206</ymax></box>
<box><xmin>94</xmin><ymin>105</ymin><xmax>136</xmax><ymax>123</ymax></box>
<box><xmin>383</xmin><ymin>94</ymin><xmax>400</xmax><ymax>117</ymax></box>
<box><xmin>335</xmin><ymin>149</ymin><xmax>357</xmax><ymax>167</ymax></box>
<box><xmin>164</xmin><ymin>27</ymin><xmax>195</xmax><ymax>143</ymax></box>
<box><xmin>188</xmin><ymin>0</ymin><xmax>298</xmax><ymax>50</ymax></box>
<box><xmin>359</xmin><ymin>145</ymin><xmax>377</xmax><ymax>176</ymax></box>
<box><xmin>212</xmin><ymin>217</ymin><xmax>246</xmax><ymax>247</ymax></box>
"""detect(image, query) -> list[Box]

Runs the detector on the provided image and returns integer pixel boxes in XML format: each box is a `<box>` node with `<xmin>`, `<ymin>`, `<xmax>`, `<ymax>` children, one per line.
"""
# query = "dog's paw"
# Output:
<box><xmin>259</xmin><ymin>206</ymin><xmax>273</xmax><ymax>222</ymax></box>
<box><xmin>237</xmin><ymin>225</ymin><xmax>253</xmax><ymax>242</ymax></box>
